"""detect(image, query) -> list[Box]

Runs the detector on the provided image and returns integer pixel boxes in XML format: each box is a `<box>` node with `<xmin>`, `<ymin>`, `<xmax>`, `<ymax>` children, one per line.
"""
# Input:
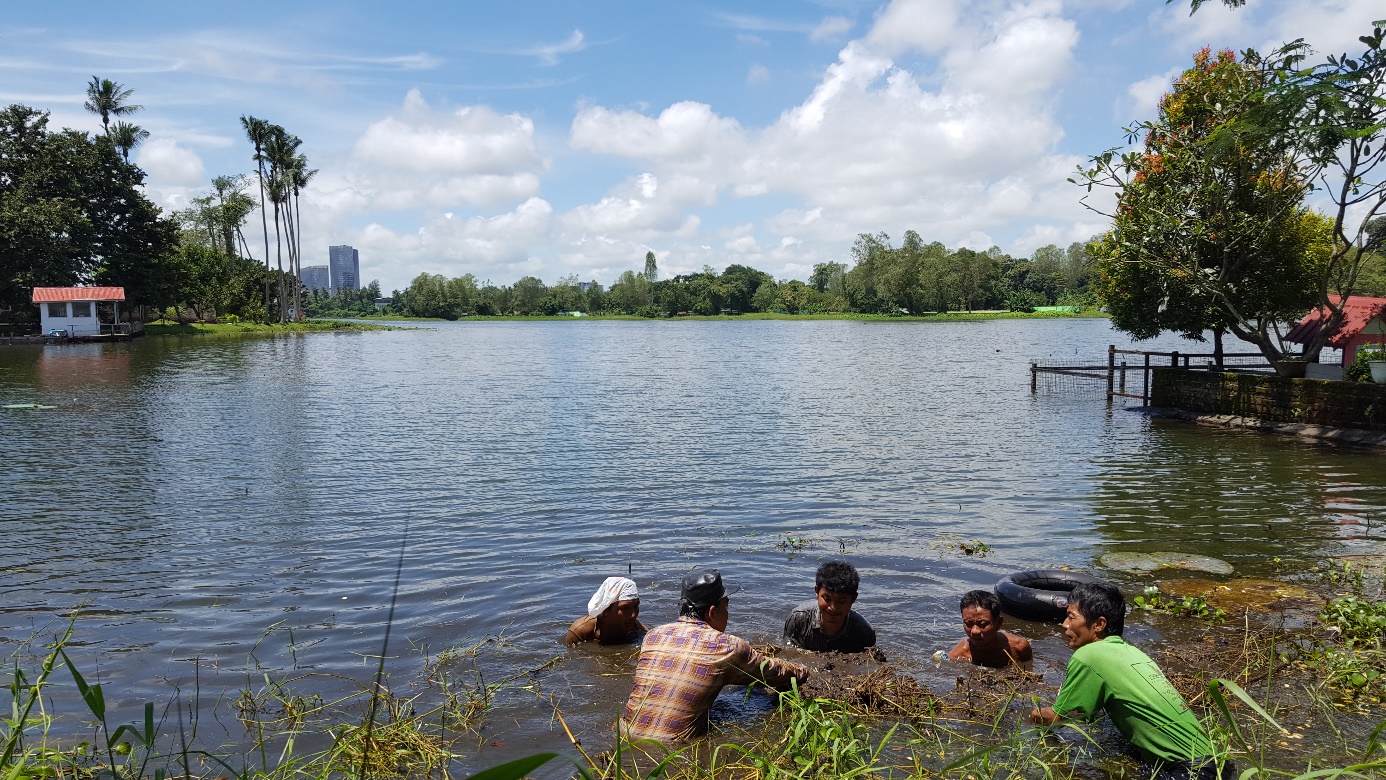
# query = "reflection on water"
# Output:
<box><xmin>1</xmin><ymin>320</ymin><xmax>1383</xmax><ymax>770</ymax></box>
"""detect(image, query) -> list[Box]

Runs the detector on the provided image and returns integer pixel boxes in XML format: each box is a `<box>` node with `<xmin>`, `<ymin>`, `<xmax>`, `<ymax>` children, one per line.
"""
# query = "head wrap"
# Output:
<box><xmin>588</xmin><ymin>576</ymin><xmax>639</xmax><ymax>618</ymax></box>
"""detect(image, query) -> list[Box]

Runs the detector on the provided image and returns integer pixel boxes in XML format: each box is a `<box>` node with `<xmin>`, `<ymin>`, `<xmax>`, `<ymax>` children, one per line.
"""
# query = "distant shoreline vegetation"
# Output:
<box><xmin>349</xmin><ymin>309</ymin><xmax>1105</xmax><ymax>323</ymax></box>
<box><xmin>311</xmin><ymin>237</ymin><xmax>1109</xmax><ymax>322</ymax></box>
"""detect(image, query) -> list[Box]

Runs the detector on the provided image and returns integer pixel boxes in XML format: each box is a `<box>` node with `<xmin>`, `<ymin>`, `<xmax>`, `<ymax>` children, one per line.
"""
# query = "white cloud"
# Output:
<box><xmin>342</xmin><ymin>90</ymin><xmax>546</xmax><ymax>211</ymax></box>
<box><xmin>137</xmin><ymin>137</ymin><xmax>205</xmax><ymax>186</ymax></box>
<box><xmin>353</xmin><ymin>89</ymin><xmax>543</xmax><ymax>175</ymax></box>
<box><xmin>520</xmin><ymin>29</ymin><xmax>587</xmax><ymax>66</ymax></box>
<box><xmin>810</xmin><ymin>16</ymin><xmax>855</xmax><ymax>43</ymax></box>
<box><xmin>1123</xmin><ymin>67</ymin><xmax>1181</xmax><ymax>122</ymax></box>
<box><xmin>557</xmin><ymin>0</ymin><xmax>1090</xmax><ymax>280</ymax></box>
<box><xmin>864</xmin><ymin>0</ymin><xmax>960</xmax><ymax>56</ymax></box>
<box><xmin>747</xmin><ymin>64</ymin><xmax>771</xmax><ymax>85</ymax></box>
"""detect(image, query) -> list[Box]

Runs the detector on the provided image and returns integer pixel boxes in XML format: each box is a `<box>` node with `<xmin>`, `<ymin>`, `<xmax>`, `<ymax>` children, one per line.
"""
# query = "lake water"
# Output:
<box><xmin>1</xmin><ymin>318</ymin><xmax>1381</xmax><ymax>773</ymax></box>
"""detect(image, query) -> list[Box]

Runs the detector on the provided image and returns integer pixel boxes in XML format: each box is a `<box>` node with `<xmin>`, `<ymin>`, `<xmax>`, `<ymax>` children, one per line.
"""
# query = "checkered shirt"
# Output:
<box><xmin>620</xmin><ymin>616</ymin><xmax>800</xmax><ymax>745</ymax></box>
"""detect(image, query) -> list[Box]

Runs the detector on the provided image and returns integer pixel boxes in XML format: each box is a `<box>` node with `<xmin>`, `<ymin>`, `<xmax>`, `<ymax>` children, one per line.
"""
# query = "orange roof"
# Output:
<box><xmin>31</xmin><ymin>287</ymin><xmax>126</xmax><ymax>303</ymax></box>
<box><xmin>1286</xmin><ymin>295</ymin><xmax>1386</xmax><ymax>347</ymax></box>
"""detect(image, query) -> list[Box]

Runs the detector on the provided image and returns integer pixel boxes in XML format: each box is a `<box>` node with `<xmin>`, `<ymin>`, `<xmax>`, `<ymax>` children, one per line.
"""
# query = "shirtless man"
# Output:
<box><xmin>564</xmin><ymin>576</ymin><xmax>646</xmax><ymax>646</ymax></box>
<box><xmin>947</xmin><ymin>589</ymin><xmax>1032</xmax><ymax>670</ymax></box>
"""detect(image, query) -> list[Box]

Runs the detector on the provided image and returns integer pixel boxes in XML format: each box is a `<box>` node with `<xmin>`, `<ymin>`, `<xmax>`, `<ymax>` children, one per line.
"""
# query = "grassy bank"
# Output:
<box><xmin>355</xmin><ymin>310</ymin><xmax>1108</xmax><ymax>324</ymax></box>
<box><xmin>7</xmin><ymin>613</ymin><xmax>1384</xmax><ymax>778</ymax></box>
<box><xmin>143</xmin><ymin>320</ymin><xmax>401</xmax><ymax>336</ymax></box>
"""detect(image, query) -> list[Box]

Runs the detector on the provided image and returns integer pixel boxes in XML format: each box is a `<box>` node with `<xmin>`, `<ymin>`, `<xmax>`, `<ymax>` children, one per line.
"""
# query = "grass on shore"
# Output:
<box><xmin>354</xmin><ymin>309</ymin><xmax>1107</xmax><ymax>324</ymax></box>
<box><xmin>143</xmin><ymin>320</ymin><xmax>401</xmax><ymax>336</ymax></box>
<box><xmin>7</xmin><ymin>560</ymin><xmax>1385</xmax><ymax>780</ymax></box>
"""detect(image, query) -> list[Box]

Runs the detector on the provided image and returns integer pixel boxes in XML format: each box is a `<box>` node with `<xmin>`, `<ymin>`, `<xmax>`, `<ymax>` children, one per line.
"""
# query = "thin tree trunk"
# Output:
<box><xmin>256</xmin><ymin>162</ymin><xmax>271</xmax><ymax>323</ymax></box>
<box><xmin>293</xmin><ymin>189</ymin><xmax>304</xmax><ymax>320</ymax></box>
<box><xmin>1213</xmin><ymin>328</ymin><xmax>1224</xmax><ymax>368</ymax></box>
<box><xmin>284</xmin><ymin>200</ymin><xmax>298</xmax><ymax>320</ymax></box>
<box><xmin>273</xmin><ymin>198</ymin><xmax>286</xmax><ymax>324</ymax></box>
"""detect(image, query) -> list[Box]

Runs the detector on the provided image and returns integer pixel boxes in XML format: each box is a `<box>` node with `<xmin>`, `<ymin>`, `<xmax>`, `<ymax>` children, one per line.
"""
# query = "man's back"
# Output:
<box><xmin>622</xmin><ymin>617</ymin><xmax>797</xmax><ymax>744</ymax></box>
<box><xmin>1054</xmin><ymin>636</ymin><xmax>1213</xmax><ymax>764</ymax></box>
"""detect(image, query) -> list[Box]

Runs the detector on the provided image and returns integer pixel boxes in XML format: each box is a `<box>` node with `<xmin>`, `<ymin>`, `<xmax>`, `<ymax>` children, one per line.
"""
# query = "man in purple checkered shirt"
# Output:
<box><xmin>620</xmin><ymin>569</ymin><xmax>810</xmax><ymax>746</ymax></box>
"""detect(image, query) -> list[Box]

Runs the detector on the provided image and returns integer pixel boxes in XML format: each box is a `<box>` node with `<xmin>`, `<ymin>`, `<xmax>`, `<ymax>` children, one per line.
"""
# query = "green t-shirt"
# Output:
<box><xmin>1052</xmin><ymin>636</ymin><xmax>1213</xmax><ymax>764</ymax></box>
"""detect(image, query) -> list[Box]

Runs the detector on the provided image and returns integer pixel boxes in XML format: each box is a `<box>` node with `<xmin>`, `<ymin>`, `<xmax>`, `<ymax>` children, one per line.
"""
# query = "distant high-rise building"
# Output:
<box><xmin>301</xmin><ymin>265</ymin><xmax>330</xmax><ymax>292</ymax></box>
<box><xmin>329</xmin><ymin>245</ymin><xmax>360</xmax><ymax>292</ymax></box>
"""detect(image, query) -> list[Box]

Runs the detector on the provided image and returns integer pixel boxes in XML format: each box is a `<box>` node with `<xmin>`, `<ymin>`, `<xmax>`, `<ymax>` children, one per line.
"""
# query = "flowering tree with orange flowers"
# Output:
<box><xmin>1080</xmin><ymin>47</ymin><xmax>1326</xmax><ymax>365</ymax></box>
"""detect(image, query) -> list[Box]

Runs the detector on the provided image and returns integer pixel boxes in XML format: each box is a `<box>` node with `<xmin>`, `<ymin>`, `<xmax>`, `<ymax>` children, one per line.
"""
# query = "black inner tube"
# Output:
<box><xmin>994</xmin><ymin>569</ymin><xmax>1104</xmax><ymax>622</ymax></box>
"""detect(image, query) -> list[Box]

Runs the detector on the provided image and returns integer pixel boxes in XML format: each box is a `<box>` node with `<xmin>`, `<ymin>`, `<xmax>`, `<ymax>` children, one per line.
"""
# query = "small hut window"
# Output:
<box><xmin>46</xmin><ymin>302</ymin><xmax>67</xmax><ymax>317</ymax></box>
<box><xmin>71</xmin><ymin>302</ymin><xmax>91</xmax><ymax>317</ymax></box>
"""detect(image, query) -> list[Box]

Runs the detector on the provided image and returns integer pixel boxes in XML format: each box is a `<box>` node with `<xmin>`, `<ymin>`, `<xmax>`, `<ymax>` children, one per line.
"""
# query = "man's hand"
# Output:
<box><xmin>1029</xmin><ymin>706</ymin><xmax>1059</xmax><ymax>726</ymax></box>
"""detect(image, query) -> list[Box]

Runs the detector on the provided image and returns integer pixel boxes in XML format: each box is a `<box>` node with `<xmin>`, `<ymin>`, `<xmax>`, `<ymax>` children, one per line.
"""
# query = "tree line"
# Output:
<box><xmin>0</xmin><ymin>78</ymin><xmax>315</xmax><ymax>324</ymax></box>
<box><xmin>381</xmin><ymin>241</ymin><xmax>1099</xmax><ymax>319</ymax></box>
<box><xmin>1084</xmin><ymin>24</ymin><xmax>1386</xmax><ymax>364</ymax></box>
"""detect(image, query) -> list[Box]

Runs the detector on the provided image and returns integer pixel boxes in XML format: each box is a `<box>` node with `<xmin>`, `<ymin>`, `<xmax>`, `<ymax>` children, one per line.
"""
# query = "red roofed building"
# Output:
<box><xmin>31</xmin><ymin>286</ymin><xmax>125</xmax><ymax>337</ymax></box>
<box><xmin>1286</xmin><ymin>296</ymin><xmax>1386</xmax><ymax>367</ymax></box>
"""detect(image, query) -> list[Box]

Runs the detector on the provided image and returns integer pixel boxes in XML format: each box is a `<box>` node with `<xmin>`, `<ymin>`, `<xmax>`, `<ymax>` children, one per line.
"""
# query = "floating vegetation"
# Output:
<box><xmin>932</xmin><ymin>535</ymin><xmax>994</xmax><ymax>558</ymax></box>
<box><xmin>1099</xmin><ymin>550</ymin><xmax>1234</xmax><ymax>575</ymax></box>
<box><xmin>1134</xmin><ymin>585</ymin><xmax>1226</xmax><ymax>620</ymax></box>
<box><xmin>774</xmin><ymin>532</ymin><xmax>813</xmax><ymax>553</ymax></box>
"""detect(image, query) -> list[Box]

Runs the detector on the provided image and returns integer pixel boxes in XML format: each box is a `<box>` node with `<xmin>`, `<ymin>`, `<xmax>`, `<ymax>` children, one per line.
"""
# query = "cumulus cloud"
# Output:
<box><xmin>353</xmin><ymin>89</ymin><xmax>542</xmax><ymax>175</ymax></box>
<box><xmin>137</xmin><ymin>138</ymin><xmax>205</xmax><ymax>186</ymax></box>
<box><xmin>345</xmin><ymin>89</ymin><xmax>546</xmax><ymax>211</ymax></box>
<box><xmin>557</xmin><ymin>0</ymin><xmax>1089</xmax><ymax>280</ymax></box>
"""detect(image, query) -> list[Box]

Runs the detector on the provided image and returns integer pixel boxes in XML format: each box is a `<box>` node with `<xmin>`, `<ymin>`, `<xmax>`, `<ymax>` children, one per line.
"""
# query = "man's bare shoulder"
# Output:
<box><xmin>1004</xmin><ymin>631</ymin><xmax>1033</xmax><ymax>658</ymax></box>
<box><xmin>947</xmin><ymin>637</ymin><xmax>971</xmax><ymax>660</ymax></box>
<box><xmin>565</xmin><ymin>615</ymin><xmax>597</xmax><ymax>646</ymax></box>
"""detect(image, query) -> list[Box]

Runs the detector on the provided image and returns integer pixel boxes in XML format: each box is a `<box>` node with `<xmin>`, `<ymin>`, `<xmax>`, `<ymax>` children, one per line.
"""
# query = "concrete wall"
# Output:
<box><xmin>1151</xmin><ymin>368</ymin><xmax>1386</xmax><ymax>432</ymax></box>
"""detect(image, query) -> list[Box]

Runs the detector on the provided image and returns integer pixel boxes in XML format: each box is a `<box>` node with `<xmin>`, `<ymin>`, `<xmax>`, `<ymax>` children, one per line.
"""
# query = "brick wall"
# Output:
<box><xmin>1151</xmin><ymin>369</ymin><xmax>1386</xmax><ymax>431</ymax></box>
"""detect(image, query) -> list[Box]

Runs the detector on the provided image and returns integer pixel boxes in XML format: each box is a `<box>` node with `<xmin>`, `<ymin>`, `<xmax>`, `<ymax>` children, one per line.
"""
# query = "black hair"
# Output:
<box><xmin>679</xmin><ymin>600</ymin><xmax>713</xmax><ymax>620</ymax></box>
<box><xmin>959</xmin><ymin>589</ymin><xmax>1002</xmax><ymax>619</ymax></box>
<box><xmin>816</xmin><ymin>560</ymin><xmax>860</xmax><ymax>596</ymax></box>
<box><xmin>1068</xmin><ymin>582</ymin><xmax>1125</xmax><ymax>637</ymax></box>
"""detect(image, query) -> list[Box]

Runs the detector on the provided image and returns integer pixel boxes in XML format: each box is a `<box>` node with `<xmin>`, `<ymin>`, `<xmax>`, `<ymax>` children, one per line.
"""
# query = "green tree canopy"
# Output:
<box><xmin>1083</xmin><ymin>48</ymin><xmax>1319</xmax><ymax>361</ymax></box>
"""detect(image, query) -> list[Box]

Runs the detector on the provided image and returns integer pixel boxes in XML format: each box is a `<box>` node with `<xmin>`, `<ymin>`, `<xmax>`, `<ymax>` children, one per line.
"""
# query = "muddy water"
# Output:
<box><xmin>0</xmin><ymin>318</ymin><xmax>1382</xmax><ymax>773</ymax></box>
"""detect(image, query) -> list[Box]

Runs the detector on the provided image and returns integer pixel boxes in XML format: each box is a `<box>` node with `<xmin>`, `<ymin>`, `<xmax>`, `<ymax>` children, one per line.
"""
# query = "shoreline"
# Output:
<box><xmin>345</xmin><ymin>310</ymin><xmax>1110</xmax><ymax>323</ymax></box>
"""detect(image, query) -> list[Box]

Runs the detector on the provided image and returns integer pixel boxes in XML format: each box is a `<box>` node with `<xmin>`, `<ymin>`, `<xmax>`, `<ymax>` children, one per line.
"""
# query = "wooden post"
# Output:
<box><xmin>1031</xmin><ymin>361</ymin><xmax>1037</xmax><ymax>393</ymax></box>
<box><xmin>1107</xmin><ymin>344</ymin><xmax>1116</xmax><ymax>402</ymax></box>
<box><xmin>1120</xmin><ymin>361</ymin><xmax>1127</xmax><ymax>394</ymax></box>
<box><xmin>1171</xmin><ymin>350</ymin><xmax>1180</xmax><ymax>367</ymax></box>
<box><xmin>1143</xmin><ymin>353</ymin><xmax>1151</xmax><ymax>405</ymax></box>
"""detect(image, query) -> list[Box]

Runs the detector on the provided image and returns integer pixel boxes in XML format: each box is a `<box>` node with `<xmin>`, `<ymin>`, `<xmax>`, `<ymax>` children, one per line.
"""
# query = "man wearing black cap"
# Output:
<box><xmin>621</xmin><ymin>568</ymin><xmax>810</xmax><ymax>745</ymax></box>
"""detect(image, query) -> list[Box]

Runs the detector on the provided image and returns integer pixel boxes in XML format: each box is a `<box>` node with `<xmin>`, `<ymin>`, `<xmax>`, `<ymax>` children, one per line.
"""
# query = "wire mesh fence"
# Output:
<box><xmin>1031</xmin><ymin>346</ymin><xmax>1276</xmax><ymax>404</ymax></box>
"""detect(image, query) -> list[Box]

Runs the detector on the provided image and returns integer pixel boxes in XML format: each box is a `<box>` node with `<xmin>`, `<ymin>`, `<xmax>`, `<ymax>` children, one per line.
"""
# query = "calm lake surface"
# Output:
<box><xmin>1</xmin><ymin>318</ymin><xmax>1382</xmax><ymax>772</ymax></box>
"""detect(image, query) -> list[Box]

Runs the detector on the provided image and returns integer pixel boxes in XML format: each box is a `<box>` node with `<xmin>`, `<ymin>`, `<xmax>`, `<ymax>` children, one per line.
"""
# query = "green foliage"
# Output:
<box><xmin>0</xmin><ymin>104</ymin><xmax>176</xmax><ymax>310</ymax></box>
<box><xmin>1321</xmin><ymin>595</ymin><xmax>1386</xmax><ymax>648</ymax></box>
<box><xmin>1084</xmin><ymin>48</ymin><xmax>1320</xmax><ymax>363</ymax></box>
<box><xmin>1347</xmin><ymin>348</ymin><xmax>1386</xmax><ymax>382</ymax></box>
<box><xmin>1133</xmin><ymin>586</ymin><xmax>1227</xmax><ymax>620</ymax></box>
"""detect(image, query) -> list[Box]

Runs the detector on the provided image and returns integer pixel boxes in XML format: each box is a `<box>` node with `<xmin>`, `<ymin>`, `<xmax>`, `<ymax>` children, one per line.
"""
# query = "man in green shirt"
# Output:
<box><xmin>1030</xmin><ymin>582</ymin><xmax>1231</xmax><ymax>780</ymax></box>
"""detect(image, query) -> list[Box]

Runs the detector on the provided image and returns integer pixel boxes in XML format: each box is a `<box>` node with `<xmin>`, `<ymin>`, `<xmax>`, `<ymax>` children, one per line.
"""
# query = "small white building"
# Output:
<box><xmin>32</xmin><ymin>286</ymin><xmax>125</xmax><ymax>337</ymax></box>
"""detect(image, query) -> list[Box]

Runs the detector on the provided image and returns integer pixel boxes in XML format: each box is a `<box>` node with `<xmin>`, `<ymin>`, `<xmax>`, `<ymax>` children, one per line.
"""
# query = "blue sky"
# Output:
<box><xmin>1</xmin><ymin>0</ymin><xmax>1377</xmax><ymax>292</ymax></box>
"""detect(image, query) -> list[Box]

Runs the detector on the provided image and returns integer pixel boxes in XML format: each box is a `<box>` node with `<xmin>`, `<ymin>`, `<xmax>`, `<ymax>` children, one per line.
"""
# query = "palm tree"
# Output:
<box><xmin>83</xmin><ymin>77</ymin><xmax>141</xmax><ymax>135</ymax></box>
<box><xmin>108</xmin><ymin>121</ymin><xmax>149</xmax><ymax>162</ymax></box>
<box><xmin>240</xmin><ymin>116</ymin><xmax>273</xmax><ymax>321</ymax></box>
<box><xmin>288</xmin><ymin>155</ymin><xmax>317</xmax><ymax>319</ymax></box>
<box><xmin>263</xmin><ymin>126</ymin><xmax>300</xmax><ymax>323</ymax></box>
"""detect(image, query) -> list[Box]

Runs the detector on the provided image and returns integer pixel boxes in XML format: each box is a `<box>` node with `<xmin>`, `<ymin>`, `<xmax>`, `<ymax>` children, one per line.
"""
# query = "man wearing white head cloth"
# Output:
<box><xmin>564</xmin><ymin>576</ymin><xmax>646</xmax><ymax>646</ymax></box>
